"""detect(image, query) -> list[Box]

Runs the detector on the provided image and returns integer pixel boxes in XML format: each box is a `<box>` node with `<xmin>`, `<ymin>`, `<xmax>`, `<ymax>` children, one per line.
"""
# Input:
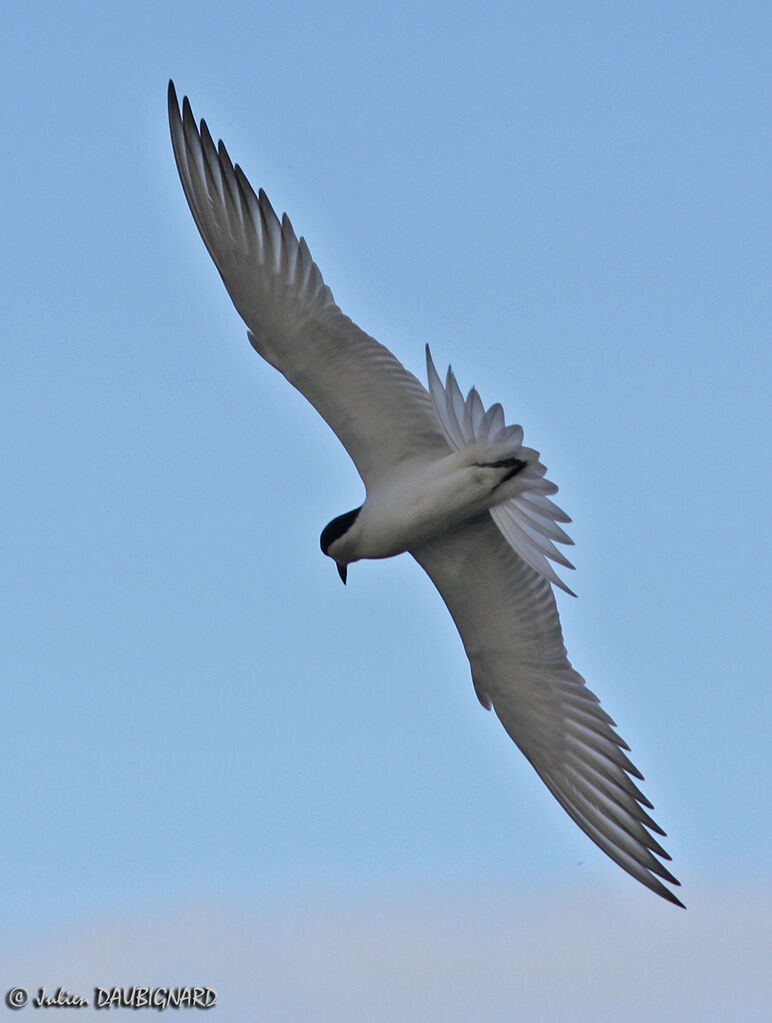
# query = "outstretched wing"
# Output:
<box><xmin>412</xmin><ymin>515</ymin><xmax>683</xmax><ymax>906</ymax></box>
<box><xmin>168</xmin><ymin>82</ymin><xmax>448</xmax><ymax>485</ymax></box>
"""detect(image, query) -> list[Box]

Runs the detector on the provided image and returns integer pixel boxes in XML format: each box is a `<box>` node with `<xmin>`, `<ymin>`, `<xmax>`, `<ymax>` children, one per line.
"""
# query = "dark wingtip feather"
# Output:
<box><xmin>167</xmin><ymin>81</ymin><xmax>181</xmax><ymax>127</ymax></box>
<box><xmin>661</xmin><ymin>886</ymin><xmax>686</xmax><ymax>909</ymax></box>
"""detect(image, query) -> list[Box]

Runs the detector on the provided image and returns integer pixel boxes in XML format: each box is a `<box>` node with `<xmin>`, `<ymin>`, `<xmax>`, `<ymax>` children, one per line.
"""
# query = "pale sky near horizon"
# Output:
<box><xmin>2</xmin><ymin>1</ymin><xmax>770</xmax><ymax>1019</ymax></box>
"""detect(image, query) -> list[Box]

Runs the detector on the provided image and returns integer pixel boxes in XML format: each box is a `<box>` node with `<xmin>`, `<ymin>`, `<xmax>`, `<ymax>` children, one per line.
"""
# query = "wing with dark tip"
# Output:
<box><xmin>412</xmin><ymin>514</ymin><xmax>684</xmax><ymax>907</ymax></box>
<box><xmin>168</xmin><ymin>82</ymin><xmax>449</xmax><ymax>486</ymax></box>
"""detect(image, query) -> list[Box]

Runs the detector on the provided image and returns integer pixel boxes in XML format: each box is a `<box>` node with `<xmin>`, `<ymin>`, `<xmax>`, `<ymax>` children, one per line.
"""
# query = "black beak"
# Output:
<box><xmin>337</xmin><ymin>563</ymin><xmax>347</xmax><ymax>585</ymax></box>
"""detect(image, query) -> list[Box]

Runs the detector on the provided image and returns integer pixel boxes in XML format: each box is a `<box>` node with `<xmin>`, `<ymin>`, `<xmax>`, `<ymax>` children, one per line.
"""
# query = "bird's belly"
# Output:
<box><xmin>353</xmin><ymin>457</ymin><xmax>505</xmax><ymax>560</ymax></box>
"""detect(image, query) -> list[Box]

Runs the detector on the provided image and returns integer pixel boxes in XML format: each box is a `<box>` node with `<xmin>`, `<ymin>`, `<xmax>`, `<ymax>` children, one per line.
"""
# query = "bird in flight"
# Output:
<box><xmin>168</xmin><ymin>82</ymin><xmax>682</xmax><ymax>907</ymax></box>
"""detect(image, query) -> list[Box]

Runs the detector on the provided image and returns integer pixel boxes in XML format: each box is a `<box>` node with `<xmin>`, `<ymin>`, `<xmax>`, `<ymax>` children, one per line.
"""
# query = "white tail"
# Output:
<box><xmin>425</xmin><ymin>346</ymin><xmax>576</xmax><ymax>595</ymax></box>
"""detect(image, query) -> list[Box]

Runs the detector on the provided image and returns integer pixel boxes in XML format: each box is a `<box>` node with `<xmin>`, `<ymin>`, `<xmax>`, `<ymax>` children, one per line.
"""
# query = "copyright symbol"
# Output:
<box><xmin>6</xmin><ymin>987</ymin><xmax>29</xmax><ymax>1009</ymax></box>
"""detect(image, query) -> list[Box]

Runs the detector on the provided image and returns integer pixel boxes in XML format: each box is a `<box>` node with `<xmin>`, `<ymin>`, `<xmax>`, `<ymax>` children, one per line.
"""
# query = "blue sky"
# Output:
<box><xmin>2</xmin><ymin>1</ymin><xmax>770</xmax><ymax>1018</ymax></box>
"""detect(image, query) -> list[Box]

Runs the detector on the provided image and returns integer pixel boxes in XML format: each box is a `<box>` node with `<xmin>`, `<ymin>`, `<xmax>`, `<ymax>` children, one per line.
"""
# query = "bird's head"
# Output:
<box><xmin>319</xmin><ymin>507</ymin><xmax>361</xmax><ymax>585</ymax></box>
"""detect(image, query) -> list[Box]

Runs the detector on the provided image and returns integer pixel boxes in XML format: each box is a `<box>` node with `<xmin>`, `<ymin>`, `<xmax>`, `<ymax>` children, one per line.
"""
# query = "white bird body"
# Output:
<box><xmin>333</xmin><ymin>441</ymin><xmax>531</xmax><ymax>563</ymax></box>
<box><xmin>168</xmin><ymin>82</ymin><xmax>683</xmax><ymax>907</ymax></box>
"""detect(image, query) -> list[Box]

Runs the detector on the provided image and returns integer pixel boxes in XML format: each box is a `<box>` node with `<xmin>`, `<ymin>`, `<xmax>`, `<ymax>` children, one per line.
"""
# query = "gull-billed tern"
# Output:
<box><xmin>168</xmin><ymin>82</ymin><xmax>682</xmax><ymax>907</ymax></box>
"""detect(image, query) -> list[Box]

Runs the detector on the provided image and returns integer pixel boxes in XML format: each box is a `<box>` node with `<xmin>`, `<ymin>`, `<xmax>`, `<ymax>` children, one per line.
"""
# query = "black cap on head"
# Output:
<box><xmin>319</xmin><ymin>507</ymin><xmax>361</xmax><ymax>556</ymax></box>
